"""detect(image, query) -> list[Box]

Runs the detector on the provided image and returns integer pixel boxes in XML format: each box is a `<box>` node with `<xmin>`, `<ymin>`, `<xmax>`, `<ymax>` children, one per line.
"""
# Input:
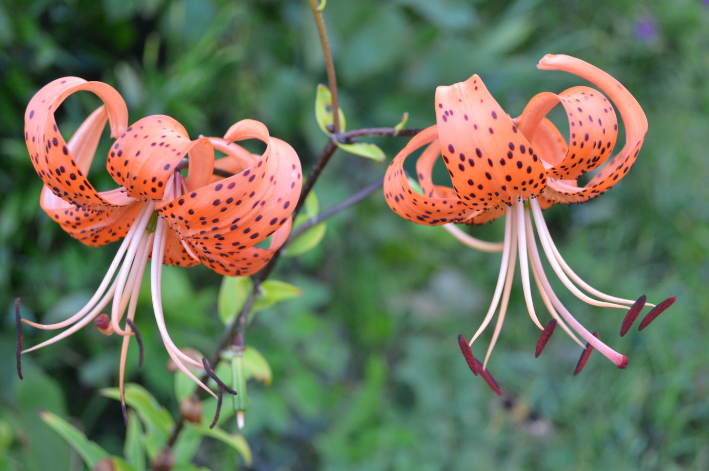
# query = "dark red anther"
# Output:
<box><xmin>457</xmin><ymin>334</ymin><xmax>478</xmax><ymax>375</ymax></box>
<box><xmin>573</xmin><ymin>332</ymin><xmax>598</xmax><ymax>376</ymax></box>
<box><xmin>639</xmin><ymin>296</ymin><xmax>676</xmax><ymax>331</ymax></box>
<box><xmin>620</xmin><ymin>294</ymin><xmax>646</xmax><ymax>337</ymax></box>
<box><xmin>202</xmin><ymin>357</ymin><xmax>237</xmax><ymax>395</ymax></box>
<box><xmin>15</xmin><ymin>298</ymin><xmax>23</xmax><ymax>380</ymax></box>
<box><xmin>535</xmin><ymin>319</ymin><xmax>557</xmax><ymax>358</ymax></box>
<box><xmin>94</xmin><ymin>313</ymin><xmax>110</xmax><ymax>330</ymax></box>
<box><xmin>210</xmin><ymin>385</ymin><xmax>224</xmax><ymax>430</ymax></box>
<box><xmin>121</xmin><ymin>386</ymin><xmax>129</xmax><ymax>428</ymax></box>
<box><xmin>475</xmin><ymin>358</ymin><xmax>502</xmax><ymax>395</ymax></box>
<box><xmin>125</xmin><ymin>319</ymin><xmax>144</xmax><ymax>370</ymax></box>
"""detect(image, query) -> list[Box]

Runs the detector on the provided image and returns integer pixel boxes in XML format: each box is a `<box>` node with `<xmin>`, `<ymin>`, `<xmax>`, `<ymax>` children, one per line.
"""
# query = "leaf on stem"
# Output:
<box><xmin>394</xmin><ymin>112</ymin><xmax>409</xmax><ymax>133</ymax></box>
<box><xmin>315</xmin><ymin>84</ymin><xmax>346</xmax><ymax>134</ymax></box>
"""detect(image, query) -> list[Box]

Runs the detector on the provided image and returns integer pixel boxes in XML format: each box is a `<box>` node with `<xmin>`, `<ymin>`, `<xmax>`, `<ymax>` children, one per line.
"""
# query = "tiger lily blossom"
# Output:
<box><xmin>19</xmin><ymin>77</ymin><xmax>302</xmax><ymax>421</ymax></box>
<box><xmin>384</xmin><ymin>55</ymin><xmax>675</xmax><ymax>393</ymax></box>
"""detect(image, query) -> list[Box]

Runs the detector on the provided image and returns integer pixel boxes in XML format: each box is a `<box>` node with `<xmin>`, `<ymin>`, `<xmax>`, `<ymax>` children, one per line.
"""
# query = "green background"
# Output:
<box><xmin>1</xmin><ymin>0</ymin><xmax>708</xmax><ymax>469</ymax></box>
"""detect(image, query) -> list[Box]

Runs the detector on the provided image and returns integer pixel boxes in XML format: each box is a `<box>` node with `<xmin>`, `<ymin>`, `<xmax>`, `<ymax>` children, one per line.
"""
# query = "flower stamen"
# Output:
<box><xmin>620</xmin><ymin>295</ymin><xmax>647</xmax><ymax>336</ymax></box>
<box><xmin>535</xmin><ymin>319</ymin><xmax>557</xmax><ymax>358</ymax></box>
<box><xmin>125</xmin><ymin>319</ymin><xmax>143</xmax><ymax>369</ymax></box>
<box><xmin>638</xmin><ymin>296</ymin><xmax>676</xmax><ymax>331</ymax></box>
<box><xmin>457</xmin><ymin>334</ymin><xmax>478</xmax><ymax>376</ymax></box>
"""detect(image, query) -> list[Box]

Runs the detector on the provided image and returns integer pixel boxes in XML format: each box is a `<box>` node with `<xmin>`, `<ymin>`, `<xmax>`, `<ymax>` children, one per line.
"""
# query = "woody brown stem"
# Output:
<box><xmin>308</xmin><ymin>0</ymin><xmax>340</xmax><ymax>133</ymax></box>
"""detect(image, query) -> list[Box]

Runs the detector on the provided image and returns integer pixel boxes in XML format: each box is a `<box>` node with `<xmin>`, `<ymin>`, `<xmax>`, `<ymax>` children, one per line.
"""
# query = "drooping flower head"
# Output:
<box><xmin>384</xmin><ymin>55</ymin><xmax>674</xmax><ymax>393</ymax></box>
<box><xmin>19</xmin><ymin>77</ymin><xmax>302</xmax><ymax>422</ymax></box>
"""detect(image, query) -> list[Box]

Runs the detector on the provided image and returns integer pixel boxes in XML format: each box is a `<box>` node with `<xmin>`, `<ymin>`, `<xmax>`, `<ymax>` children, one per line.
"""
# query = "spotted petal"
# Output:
<box><xmin>384</xmin><ymin>125</ymin><xmax>483</xmax><ymax>225</ymax></box>
<box><xmin>534</xmin><ymin>54</ymin><xmax>648</xmax><ymax>204</ymax></box>
<box><xmin>516</xmin><ymin>86</ymin><xmax>619</xmax><ymax>181</ymax></box>
<box><xmin>435</xmin><ymin>75</ymin><xmax>547</xmax><ymax>208</ymax></box>
<box><xmin>109</xmin><ymin>115</ymin><xmax>214</xmax><ymax>201</ymax></box>
<box><xmin>25</xmin><ymin>77</ymin><xmax>129</xmax><ymax>212</ymax></box>
<box><xmin>159</xmin><ymin>119</ymin><xmax>301</xmax><ymax>262</ymax></box>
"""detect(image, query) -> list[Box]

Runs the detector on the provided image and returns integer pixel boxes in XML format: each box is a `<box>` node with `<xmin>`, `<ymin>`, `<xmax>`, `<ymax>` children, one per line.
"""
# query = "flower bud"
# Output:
<box><xmin>151</xmin><ymin>447</ymin><xmax>175</xmax><ymax>471</ymax></box>
<box><xmin>179</xmin><ymin>396</ymin><xmax>203</xmax><ymax>424</ymax></box>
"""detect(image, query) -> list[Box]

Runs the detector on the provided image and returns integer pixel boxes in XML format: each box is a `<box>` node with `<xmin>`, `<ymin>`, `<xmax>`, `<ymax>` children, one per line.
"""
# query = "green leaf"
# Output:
<box><xmin>317</xmin><ymin>0</ymin><xmax>327</xmax><ymax>11</ymax></box>
<box><xmin>303</xmin><ymin>190</ymin><xmax>319</xmax><ymax>218</ymax></box>
<box><xmin>38</xmin><ymin>411</ymin><xmax>109</xmax><ymax>468</ymax></box>
<box><xmin>174</xmin><ymin>370</ymin><xmax>198</xmax><ymax>404</ymax></box>
<box><xmin>285</xmin><ymin>218</ymin><xmax>327</xmax><ymax>257</ymax></box>
<box><xmin>172</xmin><ymin>424</ymin><xmax>202</xmax><ymax>465</ymax></box>
<box><xmin>243</xmin><ymin>346</ymin><xmax>273</xmax><ymax>386</ymax></box>
<box><xmin>110</xmin><ymin>457</ymin><xmax>142</xmax><ymax>471</ymax></box>
<box><xmin>336</xmin><ymin>142</ymin><xmax>386</xmax><ymax>162</ymax></box>
<box><xmin>394</xmin><ymin>112</ymin><xmax>409</xmax><ymax>133</ymax></box>
<box><xmin>124</xmin><ymin>410</ymin><xmax>146</xmax><ymax>471</ymax></box>
<box><xmin>252</xmin><ymin>280</ymin><xmax>303</xmax><ymax>312</ymax></box>
<box><xmin>315</xmin><ymin>84</ymin><xmax>346</xmax><ymax>134</ymax></box>
<box><xmin>189</xmin><ymin>423</ymin><xmax>252</xmax><ymax>466</ymax></box>
<box><xmin>101</xmin><ymin>384</ymin><xmax>174</xmax><ymax>458</ymax></box>
<box><xmin>218</xmin><ymin>276</ymin><xmax>253</xmax><ymax>324</ymax></box>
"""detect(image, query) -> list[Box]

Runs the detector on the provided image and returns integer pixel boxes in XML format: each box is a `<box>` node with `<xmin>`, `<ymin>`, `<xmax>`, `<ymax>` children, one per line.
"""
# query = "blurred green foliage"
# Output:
<box><xmin>1</xmin><ymin>0</ymin><xmax>709</xmax><ymax>470</ymax></box>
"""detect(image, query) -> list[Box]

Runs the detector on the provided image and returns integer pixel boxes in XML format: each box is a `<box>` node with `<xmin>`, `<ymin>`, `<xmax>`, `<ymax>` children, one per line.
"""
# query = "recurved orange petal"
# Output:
<box><xmin>197</xmin><ymin>218</ymin><xmax>293</xmax><ymax>276</ymax></box>
<box><xmin>384</xmin><ymin>125</ymin><xmax>481</xmax><ymax>225</ymax></box>
<box><xmin>435</xmin><ymin>75</ymin><xmax>546</xmax><ymax>207</ymax></box>
<box><xmin>516</xmin><ymin>86</ymin><xmax>618</xmax><ymax>181</ymax></box>
<box><xmin>209</xmin><ymin>137</ymin><xmax>257</xmax><ymax>184</ymax></box>
<box><xmin>535</xmin><ymin>54</ymin><xmax>648</xmax><ymax>205</ymax></box>
<box><xmin>25</xmin><ymin>77</ymin><xmax>128</xmax><ymax>212</ymax></box>
<box><xmin>109</xmin><ymin>115</ymin><xmax>214</xmax><ymax>201</ymax></box>
<box><xmin>159</xmin><ymin>120</ymin><xmax>301</xmax><ymax>260</ymax></box>
<box><xmin>38</xmin><ymin>103</ymin><xmax>139</xmax><ymax>246</ymax></box>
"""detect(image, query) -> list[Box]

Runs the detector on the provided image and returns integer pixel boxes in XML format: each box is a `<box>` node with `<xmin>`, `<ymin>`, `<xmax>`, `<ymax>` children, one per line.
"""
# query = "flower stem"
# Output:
<box><xmin>308</xmin><ymin>0</ymin><xmax>340</xmax><ymax>134</ymax></box>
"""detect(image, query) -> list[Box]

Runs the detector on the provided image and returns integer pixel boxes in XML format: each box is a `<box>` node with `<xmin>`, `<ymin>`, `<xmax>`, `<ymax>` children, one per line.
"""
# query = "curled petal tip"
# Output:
<box><xmin>638</xmin><ymin>296</ymin><xmax>676</xmax><ymax>331</ymax></box>
<box><xmin>620</xmin><ymin>294</ymin><xmax>647</xmax><ymax>337</ymax></box>
<box><xmin>457</xmin><ymin>334</ymin><xmax>478</xmax><ymax>375</ymax></box>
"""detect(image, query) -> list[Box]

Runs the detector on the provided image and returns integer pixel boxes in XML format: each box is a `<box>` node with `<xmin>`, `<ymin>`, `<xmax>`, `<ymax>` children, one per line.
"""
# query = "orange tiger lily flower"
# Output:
<box><xmin>384</xmin><ymin>55</ymin><xmax>674</xmax><ymax>392</ymax></box>
<box><xmin>19</xmin><ymin>77</ymin><xmax>302</xmax><ymax>418</ymax></box>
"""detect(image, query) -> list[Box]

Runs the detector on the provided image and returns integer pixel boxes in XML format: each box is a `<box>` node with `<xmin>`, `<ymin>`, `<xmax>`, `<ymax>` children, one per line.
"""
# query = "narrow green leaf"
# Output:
<box><xmin>337</xmin><ymin>142</ymin><xmax>386</xmax><ymax>162</ymax></box>
<box><xmin>394</xmin><ymin>112</ymin><xmax>409</xmax><ymax>133</ymax></box>
<box><xmin>190</xmin><ymin>423</ymin><xmax>252</xmax><ymax>466</ymax></box>
<box><xmin>38</xmin><ymin>411</ymin><xmax>108</xmax><ymax>468</ymax></box>
<box><xmin>124</xmin><ymin>410</ymin><xmax>146</xmax><ymax>471</ymax></box>
<box><xmin>284</xmin><ymin>220</ymin><xmax>327</xmax><ymax>257</ymax></box>
<box><xmin>253</xmin><ymin>280</ymin><xmax>303</xmax><ymax>312</ymax></box>
<box><xmin>243</xmin><ymin>346</ymin><xmax>273</xmax><ymax>386</ymax></box>
<box><xmin>218</xmin><ymin>276</ymin><xmax>253</xmax><ymax>324</ymax></box>
<box><xmin>101</xmin><ymin>384</ymin><xmax>174</xmax><ymax>458</ymax></box>
<box><xmin>315</xmin><ymin>84</ymin><xmax>346</xmax><ymax>135</ymax></box>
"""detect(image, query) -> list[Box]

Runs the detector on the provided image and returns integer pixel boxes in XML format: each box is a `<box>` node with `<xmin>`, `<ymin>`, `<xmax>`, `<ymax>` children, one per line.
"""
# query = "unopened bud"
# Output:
<box><xmin>151</xmin><ymin>447</ymin><xmax>175</xmax><ymax>471</ymax></box>
<box><xmin>94</xmin><ymin>314</ymin><xmax>114</xmax><ymax>336</ymax></box>
<box><xmin>179</xmin><ymin>396</ymin><xmax>203</xmax><ymax>424</ymax></box>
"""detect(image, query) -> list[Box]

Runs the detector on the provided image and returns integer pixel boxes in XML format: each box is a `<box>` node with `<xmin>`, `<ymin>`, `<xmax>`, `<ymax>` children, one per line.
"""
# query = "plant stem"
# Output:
<box><xmin>308</xmin><ymin>0</ymin><xmax>340</xmax><ymax>133</ymax></box>
<box><xmin>289</xmin><ymin>175</ymin><xmax>385</xmax><ymax>241</ymax></box>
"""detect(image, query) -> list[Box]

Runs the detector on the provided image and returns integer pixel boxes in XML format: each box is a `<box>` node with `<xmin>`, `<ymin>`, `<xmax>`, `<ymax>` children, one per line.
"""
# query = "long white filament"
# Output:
<box><xmin>515</xmin><ymin>200</ymin><xmax>543</xmax><ymax>330</ymax></box>
<box><xmin>150</xmin><ymin>217</ymin><xmax>217</xmax><ymax>400</ymax></box>
<box><xmin>443</xmin><ymin>224</ymin><xmax>505</xmax><ymax>253</ymax></box>
<box><xmin>538</xmin><ymin>212</ymin><xmax>655</xmax><ymax>307</ymax></box>
<box><xmin>526</xmin><ymin>201</ymin><xmax>626</xmax><ymax>365</ymax></box>
<box><xmin>22</xmin><ymin>202</ymin><xmax>153</xmax><ymax>330</ymax></box>
<box><xmin>469</xmin><ymin>207</ymin><xmax>514</xmax><ymax>345</ymax></box>
<box><xmin>482</xmin><ymin>215</ymin><xmax>517</xmax><ymax>369</ymax></box>
<box><xmin>111</xmin><ymin>202</ymin><xmax>156</xmax><ymax>335</ymax></box>
<box><xmin>530</xmin><ymin>199</ymin><xmax>627</xmax><ymax>311</ymax></box>
<box><xmin>524</xmin><ymin>210</ymin><xmax>584</xmax><ymax>348</ymax></box>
